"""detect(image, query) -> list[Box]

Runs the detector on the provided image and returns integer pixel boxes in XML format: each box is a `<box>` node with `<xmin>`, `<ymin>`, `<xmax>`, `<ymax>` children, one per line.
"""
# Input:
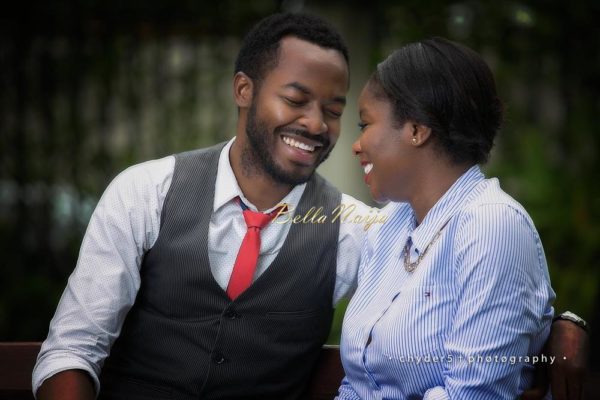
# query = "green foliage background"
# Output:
<box><xmin>1</xmin><ymin>0</ymin><xmax>598</xmax><ymax>366</ymax></box>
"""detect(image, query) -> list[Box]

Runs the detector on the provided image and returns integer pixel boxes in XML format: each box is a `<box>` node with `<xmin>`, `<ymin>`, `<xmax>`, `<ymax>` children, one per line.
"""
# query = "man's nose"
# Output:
<box><xmin>300</xmin><ymin>106</ymin><xmax>327</xmax><ymax>135</ymax></box>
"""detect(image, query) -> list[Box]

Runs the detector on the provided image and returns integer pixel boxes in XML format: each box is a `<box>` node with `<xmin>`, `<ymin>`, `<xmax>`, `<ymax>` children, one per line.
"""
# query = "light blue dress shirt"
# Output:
<box><xmin>338</xmin><ymin>166</ymin><xmax>555</xmax><ymax>400</ymax></box>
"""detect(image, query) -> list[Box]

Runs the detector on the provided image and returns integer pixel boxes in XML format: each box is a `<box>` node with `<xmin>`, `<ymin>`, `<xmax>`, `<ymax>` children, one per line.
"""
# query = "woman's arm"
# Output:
<box><xmin>424</xmin><ymin>204</ymin><xmax>554</xmax><ymax>399</ymax></box>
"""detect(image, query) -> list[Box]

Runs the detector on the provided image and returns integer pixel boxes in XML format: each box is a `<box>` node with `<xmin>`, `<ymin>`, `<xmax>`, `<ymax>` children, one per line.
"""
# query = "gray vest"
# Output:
<box><xmin>99</xmin><ymin>143</ymin><xmax>342</xmax><ymax>400</ymax></box>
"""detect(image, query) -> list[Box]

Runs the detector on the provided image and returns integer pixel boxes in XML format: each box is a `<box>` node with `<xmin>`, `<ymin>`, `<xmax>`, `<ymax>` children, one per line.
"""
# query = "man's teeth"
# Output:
<box><xmin>363</xmin><ymin>163</ymin><xmax>373</xmax><ymax>174</ymax></box>
<box><xmin>282</xmin><ymin>136</ymin><xmax>315</xmax><ymax>152</ymax></box>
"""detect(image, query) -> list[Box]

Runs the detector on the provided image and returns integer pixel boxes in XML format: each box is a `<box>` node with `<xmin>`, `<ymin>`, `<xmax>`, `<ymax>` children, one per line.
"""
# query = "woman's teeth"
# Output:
<box><xmin>364</xmin><ymin>163</ymin><xmax>373</xmax><ymax>174</ymax></box>
<box><xmin>282</xmin><ymin>136</ymin><xmax>315</xmax><ymax>152</ymax></box>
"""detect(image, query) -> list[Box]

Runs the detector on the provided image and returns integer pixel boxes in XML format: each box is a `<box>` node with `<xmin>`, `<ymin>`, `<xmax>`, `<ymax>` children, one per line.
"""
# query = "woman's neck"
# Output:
<box><xmin>409</xmin><ymin>160</ymin><xmax>472</xmax><ymax>225</ymax></box>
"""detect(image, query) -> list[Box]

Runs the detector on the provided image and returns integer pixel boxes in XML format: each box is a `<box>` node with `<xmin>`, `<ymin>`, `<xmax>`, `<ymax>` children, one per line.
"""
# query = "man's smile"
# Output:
<box><xmin>281</xmin><ymin>134</ymin><xmax>323</xmax><ymax>153</ymax></box>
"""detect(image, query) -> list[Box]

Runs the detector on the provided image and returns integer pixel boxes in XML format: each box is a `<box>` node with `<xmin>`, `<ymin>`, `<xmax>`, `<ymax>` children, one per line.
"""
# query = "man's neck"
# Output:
<box><xmin>229</xmin><ymin>140</ymin><xmax>295</xmax><ymax>211</ymax></box>
<box><xmin>237</xmin><ymin>175</ymin><xmax>294</xmax><ymax>211</ymax></box>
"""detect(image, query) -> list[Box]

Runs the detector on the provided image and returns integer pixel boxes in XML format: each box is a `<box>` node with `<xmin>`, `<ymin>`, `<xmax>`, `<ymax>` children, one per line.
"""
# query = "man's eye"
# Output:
<box><xmin>358</xmin><ymin>122</ymin><xmax>368</xmax><ymax>131</ymax></box>
<box><xmin>284</xmin><ymin>97</ymin><xmax>304</xmax><ymax>106</ymax></box>
<box><xmin>326</xmin><ymin>110</ymin><xmax>342</xmax><ymax>119</ymax></box>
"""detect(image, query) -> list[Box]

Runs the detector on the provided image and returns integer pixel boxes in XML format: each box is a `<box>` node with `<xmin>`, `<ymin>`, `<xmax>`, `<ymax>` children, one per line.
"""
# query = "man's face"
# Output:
<box><xmin>243</xmin><ymin>36</ymin><xmax>349</xmax><ymax>185</ymax></box>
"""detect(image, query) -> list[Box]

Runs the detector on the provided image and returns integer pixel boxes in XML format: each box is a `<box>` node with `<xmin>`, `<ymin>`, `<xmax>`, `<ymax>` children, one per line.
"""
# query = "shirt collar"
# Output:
<box><xmin>408</xmin><ymin>165</ymin><xmax>485</xmax><ymax>253</ymax></box>
<box><xmin>213</xmin><ymin>138</ymin><xmax>307</xmax><ymax>213</ymax></box>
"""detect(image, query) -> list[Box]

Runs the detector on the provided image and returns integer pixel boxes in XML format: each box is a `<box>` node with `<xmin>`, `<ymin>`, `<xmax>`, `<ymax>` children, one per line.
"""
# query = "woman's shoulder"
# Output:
<box><xmin>456</xmin><ymin>177</ymin><xmax>540</xmax><ymax>242</ymax></box>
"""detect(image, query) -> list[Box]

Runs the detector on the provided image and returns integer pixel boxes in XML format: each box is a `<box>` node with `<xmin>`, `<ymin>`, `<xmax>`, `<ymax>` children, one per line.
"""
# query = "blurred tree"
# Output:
<box><xmin>0</xmin><ymin>0</ymin><xmax>283</xmax><ymax>339</ymax></box>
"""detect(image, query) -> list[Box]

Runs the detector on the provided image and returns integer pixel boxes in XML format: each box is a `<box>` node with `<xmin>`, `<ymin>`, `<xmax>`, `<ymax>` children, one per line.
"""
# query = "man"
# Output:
<box><xmin>34</xmin><ymin>13</ymin><xmax>366</xmax><ymax>400</ymax></box>
<box><xmin>33</xmin><ymin>12</ymin><xmax>587</xmax><ymax>400</ymax></box>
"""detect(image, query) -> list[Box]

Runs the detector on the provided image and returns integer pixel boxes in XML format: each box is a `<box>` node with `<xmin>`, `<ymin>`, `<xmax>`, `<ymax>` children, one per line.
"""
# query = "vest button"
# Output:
<box><xmin>224</xmin><ymin>310</ymin><xmax>239</xmax><ymax>319</ymax></box>
<box><xmin>212</xmin><ymin>353</ymin><xmax>226</xmax><ymax>364</ymax></box>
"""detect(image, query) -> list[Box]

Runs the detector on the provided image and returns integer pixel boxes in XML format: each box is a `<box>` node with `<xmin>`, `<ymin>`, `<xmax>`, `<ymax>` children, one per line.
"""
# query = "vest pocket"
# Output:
<box><xmin>266</xmin><ymin>309</ymin><xmax>318</xmax><ymax>318</ymax></box>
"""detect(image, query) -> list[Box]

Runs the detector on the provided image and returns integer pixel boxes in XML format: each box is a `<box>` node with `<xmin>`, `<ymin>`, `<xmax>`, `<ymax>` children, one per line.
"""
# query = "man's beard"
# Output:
<box><xmin>243</xmin><ymin>102</ymin><xmax>332</xmax><ymax>185</ymax></box>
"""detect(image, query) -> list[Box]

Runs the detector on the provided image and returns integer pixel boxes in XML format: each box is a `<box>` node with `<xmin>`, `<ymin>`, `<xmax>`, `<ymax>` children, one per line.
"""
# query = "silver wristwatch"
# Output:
<box><xmin>553</xmin><ymin>311</ymin><xmax>588</xmax><ymax>332</ymax></box>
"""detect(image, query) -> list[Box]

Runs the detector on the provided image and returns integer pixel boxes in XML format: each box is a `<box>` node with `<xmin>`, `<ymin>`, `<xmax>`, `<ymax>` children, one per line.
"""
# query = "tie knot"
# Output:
<box><xmin>243</xmin><ymin>209</ymin><xmax>277</xmax><ymax>229</ymax></box>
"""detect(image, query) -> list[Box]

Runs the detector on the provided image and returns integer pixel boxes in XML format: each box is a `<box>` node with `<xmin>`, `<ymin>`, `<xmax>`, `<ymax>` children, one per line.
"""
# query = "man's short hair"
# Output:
<box><xmin>234</xmin><ymin>13</ymin><xmax>349</xmax><ymax>85</ymax></box>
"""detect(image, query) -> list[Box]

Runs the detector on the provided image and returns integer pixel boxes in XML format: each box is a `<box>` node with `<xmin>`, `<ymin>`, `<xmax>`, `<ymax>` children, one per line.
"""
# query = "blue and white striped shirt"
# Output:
<box><xmin>338</xmin><ymin>166</ymin><xmax>555</xmax><ymax>400</ymax></box>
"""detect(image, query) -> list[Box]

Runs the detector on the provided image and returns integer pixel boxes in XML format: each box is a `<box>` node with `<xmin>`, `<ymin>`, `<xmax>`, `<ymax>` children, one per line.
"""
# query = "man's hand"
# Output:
<box><xmin>546</xmin><ymin>319</ymin><xmax>589</xmax><ymax>400</ymax></box>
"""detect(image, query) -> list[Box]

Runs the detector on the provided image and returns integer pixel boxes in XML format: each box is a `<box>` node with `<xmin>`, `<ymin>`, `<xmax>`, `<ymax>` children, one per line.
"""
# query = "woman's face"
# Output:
<box><xmin>352</xmin><ymin>83</ymin><xmax>417</xmax><ymax>203</ymax></box>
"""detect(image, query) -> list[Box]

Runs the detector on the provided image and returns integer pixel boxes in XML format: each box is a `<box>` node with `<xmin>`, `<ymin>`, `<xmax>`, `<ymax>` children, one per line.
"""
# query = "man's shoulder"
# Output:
<box><xmin>340</xmin><ymin>193</ymin><xmax>369</xmax><ymax>212</ymax></box>
<box><xmin>167</xmin><ymin>142</ymin><xmax>229</xmax><ymax>188</ymax></box>
<box><xmin>114</xmin><ymin>155</ymin><xmax>175</xmax><ymax>189</ymax></box>
<box><xmin>93</xmin><ymin>155</ymin><xmax>175</xmax><ymax>219</ymax></box>
<box><xmin>175</xmin><ymin>141</ymin><xmax>229</xmax><ymax>162</ymax></box>
<box><xmin>310</xmin><ymin>172</ymin><xmax>342</xmax><ymax>198</ymax></box>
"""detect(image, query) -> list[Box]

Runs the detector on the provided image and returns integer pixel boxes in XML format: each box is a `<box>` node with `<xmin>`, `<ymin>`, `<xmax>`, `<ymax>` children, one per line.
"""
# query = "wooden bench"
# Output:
<box><xmin>0</xmin><ymin>342</ymin><xmax>344</xmax><ymax>400</ymax></box>
<box><xmin>0</xmin><ymin>343</ymin><xmax>41</xmax><ymax>400</ymax></box>
<box><xmin>4</xmin><ymin>342</ymin><xmax>600</xmax><ymax>399</ymax></box>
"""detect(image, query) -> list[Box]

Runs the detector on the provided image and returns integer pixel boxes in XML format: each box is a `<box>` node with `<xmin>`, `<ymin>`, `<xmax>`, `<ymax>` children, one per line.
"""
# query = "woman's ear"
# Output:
<box><xmin>233</xmin><ymin>72</ymin><xmax>254</xmax><ymax>108</ymax></box>
<box><xmin>410</xmin><ymin>123</ymin><xmax>432</xmax><ymax>146</ymax></box>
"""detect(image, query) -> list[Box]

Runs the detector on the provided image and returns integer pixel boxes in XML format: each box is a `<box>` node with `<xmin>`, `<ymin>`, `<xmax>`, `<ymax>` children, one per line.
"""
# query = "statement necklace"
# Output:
<box><xmin>403</xmin><ymin>220</ymin><xmax>451</xmax><ymax>273</ymax></box>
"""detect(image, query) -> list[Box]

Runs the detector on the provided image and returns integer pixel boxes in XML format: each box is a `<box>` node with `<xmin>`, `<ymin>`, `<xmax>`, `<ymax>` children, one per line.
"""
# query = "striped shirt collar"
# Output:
<box><xmin>213</xmin><ymin>138</ymin><xmax>307</xmax><ymax>213</ymax></box>
<box><xmin>408</xmin><ymin>165</ymin><xmax>485</xmax><ymax>254</ymax></box>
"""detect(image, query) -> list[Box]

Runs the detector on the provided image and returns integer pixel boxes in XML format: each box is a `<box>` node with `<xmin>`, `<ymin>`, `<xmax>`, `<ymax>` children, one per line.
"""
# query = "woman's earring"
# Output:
<box><xmin>412</xmin><ymin>137</ymin><xmax>418</xmax><ymax>144</ymax></box>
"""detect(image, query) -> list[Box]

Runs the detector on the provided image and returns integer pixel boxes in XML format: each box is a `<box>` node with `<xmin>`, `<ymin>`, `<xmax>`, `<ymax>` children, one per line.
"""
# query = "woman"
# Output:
<box><xmin>338</xmin><ymin>38</ymin><xmax>555</xmax><ymax>399</ymax></box>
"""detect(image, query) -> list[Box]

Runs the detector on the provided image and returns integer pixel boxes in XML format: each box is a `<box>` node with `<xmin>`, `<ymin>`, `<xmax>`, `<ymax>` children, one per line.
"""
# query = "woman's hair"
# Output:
<box><xmin>371</xmin><ymin>37</ymin><xmax>503</xmax><ymax>165</ymax></box>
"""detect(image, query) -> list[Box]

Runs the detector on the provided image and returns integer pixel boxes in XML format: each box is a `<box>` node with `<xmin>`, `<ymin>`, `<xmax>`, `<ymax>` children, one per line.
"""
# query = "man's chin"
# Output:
<box><xmin>269</xmin><ymin>164</ymin><xmax>316</xmax><ymax>186</ymax></box>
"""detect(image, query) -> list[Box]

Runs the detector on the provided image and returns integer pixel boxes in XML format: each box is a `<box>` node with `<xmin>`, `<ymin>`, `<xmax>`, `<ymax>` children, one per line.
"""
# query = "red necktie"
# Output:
<box><xmin>226</xmin><ymin>202</ymin><xmax>285</xmax><ymax>300</ymax></box>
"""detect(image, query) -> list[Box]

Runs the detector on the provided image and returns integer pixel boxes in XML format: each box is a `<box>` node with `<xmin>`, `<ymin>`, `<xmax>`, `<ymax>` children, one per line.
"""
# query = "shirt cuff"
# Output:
<box><xmin>423</xmin><ymin>386</ymin><xmax>449</xmax><ymax>400</ymax></box>
<box><xmin>32</xmin><ymin>352</ymin><xmax>100</xmax><ymax>398</ymax></box>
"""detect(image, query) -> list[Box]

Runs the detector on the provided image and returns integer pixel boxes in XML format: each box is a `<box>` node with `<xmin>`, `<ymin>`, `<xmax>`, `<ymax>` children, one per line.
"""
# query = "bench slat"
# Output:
<box><xmin>0</xmin><ymin>342</ymin><xmax>40</xmax><ymax>400</ymax></box>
